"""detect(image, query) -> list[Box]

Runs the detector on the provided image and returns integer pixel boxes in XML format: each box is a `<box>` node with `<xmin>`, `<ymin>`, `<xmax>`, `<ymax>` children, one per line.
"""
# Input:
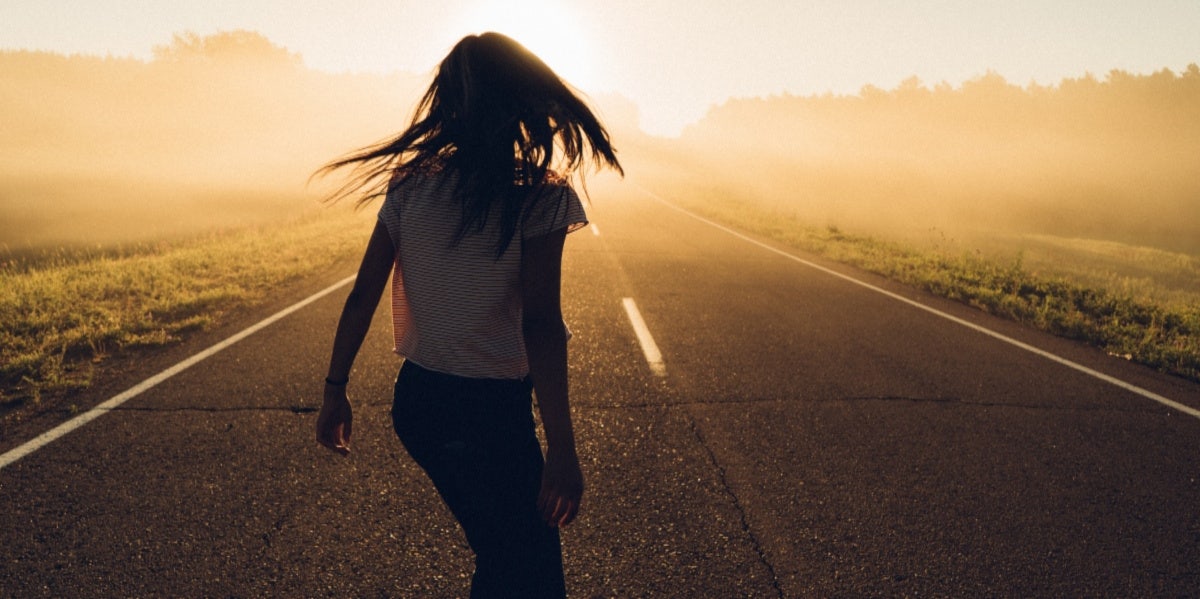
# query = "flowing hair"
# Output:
<box><xmin>315</xmin><ymin>32</ymin><xmax>622</xmax><ymax>256</ymax></box>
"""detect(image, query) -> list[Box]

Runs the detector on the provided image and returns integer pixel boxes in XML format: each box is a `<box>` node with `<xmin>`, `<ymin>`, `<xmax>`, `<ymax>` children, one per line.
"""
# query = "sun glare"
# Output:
<box><xmin>450</xmin><ymin>0</ymin><xmax>598</xmax><ymax>92</ymax></box>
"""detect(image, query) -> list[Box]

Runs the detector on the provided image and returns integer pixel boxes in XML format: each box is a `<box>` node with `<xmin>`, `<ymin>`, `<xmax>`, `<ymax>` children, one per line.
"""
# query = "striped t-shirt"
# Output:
<box><xmin>377</xmin><ymin>170</ymin><xmax>587</xmax><ymax>380</ymax></box>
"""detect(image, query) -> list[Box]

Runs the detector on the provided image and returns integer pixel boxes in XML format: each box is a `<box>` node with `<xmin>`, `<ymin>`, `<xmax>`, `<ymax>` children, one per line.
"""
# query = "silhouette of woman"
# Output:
<box><xmin>314</xmin><ymin>32</ymin><xmax>621</xmax><ymax>598</ymax></box>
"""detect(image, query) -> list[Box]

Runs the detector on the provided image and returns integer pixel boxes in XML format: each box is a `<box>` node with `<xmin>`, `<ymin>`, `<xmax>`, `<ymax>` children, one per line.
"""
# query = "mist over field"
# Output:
<box><xmin>633</xmin><ymin>67</ymin><xmax>1200</xmax><ymax>257</ymax></box>
<box><xmin>2</xmin><ymin>30</ymin><xmax>1198</xmax><ymax>267</ymax></box>
<box><xmin>0</xmin><ymin>31</ymin><xmax>426</xmax><ymax>254</ymax></box>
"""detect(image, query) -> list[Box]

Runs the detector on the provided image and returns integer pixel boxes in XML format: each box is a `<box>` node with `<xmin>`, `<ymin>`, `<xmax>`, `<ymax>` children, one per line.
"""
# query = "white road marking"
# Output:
<box><xmin>622</xmin><ymin>297</ymin><xmax>666</xmax><ymax>377</ymax></box>
<box><xmin>637</xmin><ymin>185</ymin><xmax>1200</xmax><ymax>420</ymax></box>
<box><xmin>0</xmin><ymin>275</ymin><xmax>358</xmax><ymax>471</ymax></box>
<box><xmin>590</xmin><ymin>223</ymin><xmax>600</xmax><ymax>236</ymax></box>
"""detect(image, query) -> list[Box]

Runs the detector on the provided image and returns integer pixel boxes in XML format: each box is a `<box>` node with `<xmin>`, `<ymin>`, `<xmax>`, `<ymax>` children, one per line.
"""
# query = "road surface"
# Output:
<box><xmin>2</xmin><ymin>181</ymin><xmax>1199</xmax><ymax>597</ymax></box>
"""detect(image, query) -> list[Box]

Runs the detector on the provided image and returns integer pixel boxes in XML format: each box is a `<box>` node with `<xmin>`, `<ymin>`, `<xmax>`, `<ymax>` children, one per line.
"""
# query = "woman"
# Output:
<box><xmin>314</xmin><ymin>32</ymin><xmax>621</xmax><ymax>598</ymax></box>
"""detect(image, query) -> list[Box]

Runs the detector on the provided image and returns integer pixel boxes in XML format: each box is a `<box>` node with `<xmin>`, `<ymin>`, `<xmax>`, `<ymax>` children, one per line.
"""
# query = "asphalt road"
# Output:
<box><xmin>2</xmin><ymin>181</ymin><xmax>1199</xmax><ymax>598</ymax></box>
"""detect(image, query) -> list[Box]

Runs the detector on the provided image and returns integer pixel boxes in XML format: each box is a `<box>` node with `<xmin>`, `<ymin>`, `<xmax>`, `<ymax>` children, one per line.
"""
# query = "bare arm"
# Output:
<box><xmin>315</xmin><ymin>220</ymin><xmax>395</xmax><ymax>455</ymax></box>
<box><xmin>522</xmin><ymin>228</ymin><xmax>583</xmax><ymax>526</ymax></box>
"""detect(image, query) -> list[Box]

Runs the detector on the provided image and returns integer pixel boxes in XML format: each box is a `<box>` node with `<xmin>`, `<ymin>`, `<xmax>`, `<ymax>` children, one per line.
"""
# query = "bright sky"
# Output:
<box><xmin>3</xmin><ymin>0</ymin><xmax>1199</xmax><ymax>136</ymax></box>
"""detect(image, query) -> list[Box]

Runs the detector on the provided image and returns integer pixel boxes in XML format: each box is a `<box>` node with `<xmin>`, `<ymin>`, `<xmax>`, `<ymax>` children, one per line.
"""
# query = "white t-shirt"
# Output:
<box><xmin>377</xmin><ymin>170</ymin><xmax>587</xmax><ymax>379</ymax></box>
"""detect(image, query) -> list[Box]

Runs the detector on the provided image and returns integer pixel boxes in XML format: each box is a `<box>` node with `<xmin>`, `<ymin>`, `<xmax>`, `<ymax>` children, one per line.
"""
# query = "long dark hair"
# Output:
<box><xmin>316</xmin><ymin>32</ymin><xmax>622</xmax><ymax>256</ymax></box>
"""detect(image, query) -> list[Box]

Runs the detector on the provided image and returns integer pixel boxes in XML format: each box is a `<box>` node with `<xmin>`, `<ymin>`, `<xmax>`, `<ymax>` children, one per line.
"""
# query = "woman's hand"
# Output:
<box><xmin>537</xmin><ymin>447</ymin><xmax>583</xmax><ymax>527</ymax></box>
<box><xmin>315</xmin><ymin>385</ymin><xmax>353</xmax><ymax>456</ymax></box>
<box><xmin>316</xmin><ymin>220</ymin><xmax>393</xmax><ymax>456</ymax></box>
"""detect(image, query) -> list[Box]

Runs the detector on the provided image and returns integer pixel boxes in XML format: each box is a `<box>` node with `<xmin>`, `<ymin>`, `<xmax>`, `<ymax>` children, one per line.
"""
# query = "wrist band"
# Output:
<box><xmin>324</xmin><ymin>376</ymin><xmax>349</xmax><ymax>386</ymax></box>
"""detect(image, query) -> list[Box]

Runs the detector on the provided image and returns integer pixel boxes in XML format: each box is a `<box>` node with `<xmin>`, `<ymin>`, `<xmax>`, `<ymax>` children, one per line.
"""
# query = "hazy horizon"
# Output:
<box><xmin>2</xmin><ymin>30</ymin><xmax>1197</xmax><ymax>262</ymax></box>
<box><xmin>3</xmin><ymin>29</ymin><xmax>1197</xmax><ymax>137</ymax></box>
<box><xmin>4</xmin><ymin>0</ymin><xmax>1199</xmax><ymax>136</ymax></box>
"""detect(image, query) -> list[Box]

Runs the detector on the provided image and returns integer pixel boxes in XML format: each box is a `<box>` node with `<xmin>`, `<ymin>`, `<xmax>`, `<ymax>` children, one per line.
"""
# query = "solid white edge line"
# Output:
<box><xmin>0</xmin><ymin>275</ymin><xmax>358</xmax><ymax>471</ymax></box>
<box><xmin>636</xmin><ymin>185</ymin><xmax>1200</xmax><ymax>420</ymax></box>
<box><xmin>622</xmin><ymin>297</ymin><xmax>667</xmax><ymax>377</ymax></box>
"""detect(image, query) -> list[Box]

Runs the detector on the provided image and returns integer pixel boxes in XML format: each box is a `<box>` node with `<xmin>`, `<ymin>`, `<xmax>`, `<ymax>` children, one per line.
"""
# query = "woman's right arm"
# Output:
<box><xmin>522</xmin><ymin>228</ymin><xmax>584</xmax><ymax>527</ymax></box>
<box><xmin>316</xmin><ymin>220</ymin><xmax>395</xmax><ymax>455</ymax></box>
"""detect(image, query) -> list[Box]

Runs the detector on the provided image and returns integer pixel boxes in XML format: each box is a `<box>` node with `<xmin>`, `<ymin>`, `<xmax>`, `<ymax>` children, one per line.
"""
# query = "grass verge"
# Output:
<box><xmin>0</xmin><ymin>207</ymin><xmax>374</xmax><ymax>410</ymax></box>
<box><xmin>665</xmin><ymin>190</ymin><xmax>1199</xmax><ymax>383</ymax></box>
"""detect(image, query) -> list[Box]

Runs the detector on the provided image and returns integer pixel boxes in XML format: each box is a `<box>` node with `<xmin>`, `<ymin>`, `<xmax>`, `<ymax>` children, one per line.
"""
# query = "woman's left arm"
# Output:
<box><xmin>316</xmin><ymin>220</ymin><xmax>395</xmax><ymax>455</ymax></box>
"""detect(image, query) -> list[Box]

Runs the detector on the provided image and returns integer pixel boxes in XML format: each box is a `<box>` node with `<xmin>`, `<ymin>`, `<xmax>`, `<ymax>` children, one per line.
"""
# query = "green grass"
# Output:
<box><xmin>0</xmin><ymin>207</ymin><xmax>374</xmax><ymax>408</ymax></box>
<box><xmin>5</xmin><ymin>182</ymin><xmax>1196</xmax><ymax>418</ymax></box>
<box><xmin>665</xmin><ymin>190</ymin><xmax>1200</xmax><ymax>383</ymax></box>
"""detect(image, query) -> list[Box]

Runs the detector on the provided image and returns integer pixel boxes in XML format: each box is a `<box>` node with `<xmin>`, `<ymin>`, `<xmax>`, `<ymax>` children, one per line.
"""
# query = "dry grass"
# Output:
<box><xmin>660</xmin><ymin>186</ymin><xmax>1200</xmax><ymax>383</ymax></box>
<box><xmin>0</xmin><ymin>207</ymin><xmax>373</xmax><ymax>408</ymax></box>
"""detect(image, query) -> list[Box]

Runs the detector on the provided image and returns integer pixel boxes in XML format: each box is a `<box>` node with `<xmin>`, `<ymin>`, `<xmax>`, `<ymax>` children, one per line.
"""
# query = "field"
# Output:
<box><xmin>0</xmin><ymin>206</ymin><xmax>374</xmax><ymax>418</ymax></box>
<box><xmin>651</xmin><ymin>183</ymin><xmax>1199</xmax><ymax>383</ymax></box>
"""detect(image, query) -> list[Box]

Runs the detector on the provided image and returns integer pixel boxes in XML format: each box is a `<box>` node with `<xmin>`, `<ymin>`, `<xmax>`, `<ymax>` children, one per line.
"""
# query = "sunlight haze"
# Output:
<box><xmin>2</xmin><ymin>0</ymin><xmax>1198</xmax><ymax>260</ymax></box>
<box><xmin>3</xmin><ymin>0</ymin><xmax>1198</xmax><ymax>135</ymax></box>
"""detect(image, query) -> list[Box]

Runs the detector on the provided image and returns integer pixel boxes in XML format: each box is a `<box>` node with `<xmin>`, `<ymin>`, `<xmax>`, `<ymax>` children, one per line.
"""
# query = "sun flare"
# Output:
<box><xmin>450</xmin><ymin>0</ymin><xmax>598</xmax><ymax>92</ymax></box>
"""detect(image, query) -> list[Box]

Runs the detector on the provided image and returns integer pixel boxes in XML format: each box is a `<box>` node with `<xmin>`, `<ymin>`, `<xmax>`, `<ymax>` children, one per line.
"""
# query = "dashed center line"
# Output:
<box><xmin>622</xmin><ymin>297</ymin><xmax>666</xmax><ymax>377</ymax></box>
<box><xmin>589</xmin><ymin>223</ymin><xmax>600</xmax><ymax>236</ymax></box>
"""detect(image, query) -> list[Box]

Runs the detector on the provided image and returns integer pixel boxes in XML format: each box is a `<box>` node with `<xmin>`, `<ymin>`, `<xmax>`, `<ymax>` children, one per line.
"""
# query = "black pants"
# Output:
<box><xmin>391</xmin><ymin>360</ymin><xmax>566</xmax><ymax>599</ymax></box>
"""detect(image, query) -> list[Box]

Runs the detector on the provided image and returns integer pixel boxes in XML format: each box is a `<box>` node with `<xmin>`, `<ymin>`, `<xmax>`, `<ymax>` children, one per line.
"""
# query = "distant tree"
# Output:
<box><xmin>959</xmin><ymin>70</ymin><xmax>1021</xmax><ymax>98</ymax></box>
<box><xmin>895</xmin><ymin>76</ymin><xmax>927</xmax><ymax>94</ymax></box>
<box><xmin>1105</xmin><ymin>68</ymin><xmax>1135</xmax><ymax>86</ymax></box>
<box><xmin>152</xmin><ymin>30</ymin><xmax>301</xmax><ymax>68</ymax></box>
<box><xmin>858</xmin><ymin>83</ymin><xmax>887</xmax><ymax>102</ymax></box>
<box><xmin>1057</xmin><ymin>71</ymin><xmax>1101</xmax><ymax>97</ymax></box>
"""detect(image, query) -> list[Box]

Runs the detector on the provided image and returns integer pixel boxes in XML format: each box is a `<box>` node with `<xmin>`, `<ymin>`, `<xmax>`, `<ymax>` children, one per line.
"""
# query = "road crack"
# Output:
<box><xmin>683</xmin><ymin>407</ymin><xmax>784</xmax><ymax>599</ymax></box>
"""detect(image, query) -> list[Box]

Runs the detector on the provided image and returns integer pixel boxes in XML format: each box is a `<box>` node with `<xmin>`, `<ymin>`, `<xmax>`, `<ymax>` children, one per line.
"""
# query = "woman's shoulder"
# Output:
<box><xmin>521</xmin><ymin>174</ymin><xmax>586</xmax><ymax>239</ymax></box>
<box><xmin>386</xmin><ymin>166</ymin><xmax>458</xmax><ymax>200</ymax></box>
<box><xmin>530</xmin><ymin>171</ymin><xmax>578</xmax><ymax>202</ymax></box>
<box><xmin>541</xmin><ymin>170</ymin><xmax>571</xmax><ymax>187</ymax></box>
